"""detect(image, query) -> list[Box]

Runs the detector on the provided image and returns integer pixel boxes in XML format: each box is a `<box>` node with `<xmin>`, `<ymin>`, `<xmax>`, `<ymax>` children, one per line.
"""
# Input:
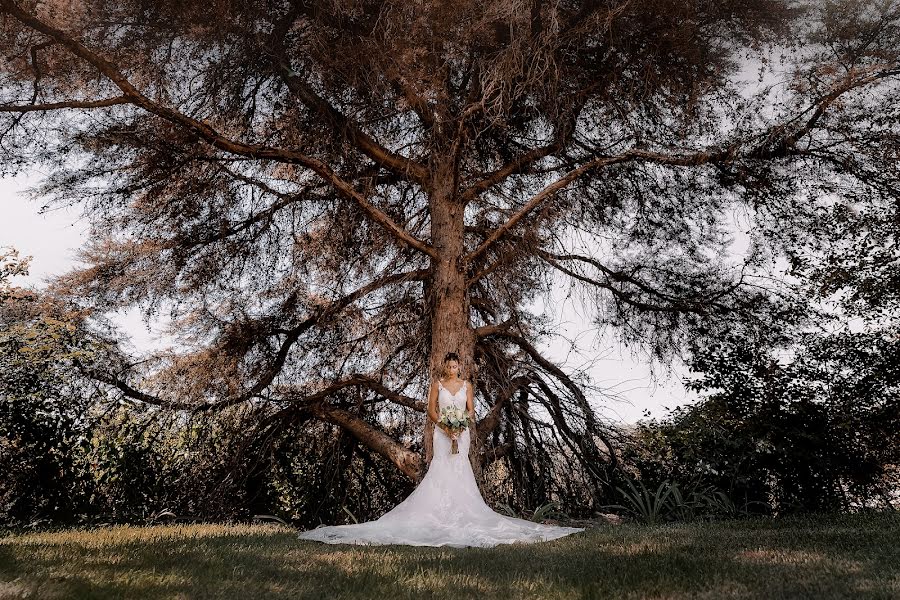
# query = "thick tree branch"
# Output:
<box><xmin>464</xmin><ymin>140</ymin><xmax>744</xmax><ymax>266</ymax></box>
<box><xmin>308</xmin><ymin>403</ymin><xmax>424</xmax><ymax>481</ymax></box>
<box><xmin>747</xmin><ymin>64</ymin><xmax>900</xmax><ymax>160</ymax></box>
<box><xmin>459</xmin><ymin>142</ymin><xmax>563</xmax><ymax>205</ymax></box>
<box><xmin>0</xmin><ymin>96</ymin><xmax>130</xmax><ymax>111</ymax></box>
<box><xmin>266</xmin><ymin>5</ymin><xmax>428</xmax><ymax>184</ymax></box>
<box><xmin>275</xmin><ymin>61</ymin><xmax>430</xmax><ymax>186</ymax></box>
<box><xmin>458</xmin><ymin>99</ymin><xmax>584</xmax><ymax>205</ymax></box>
<box><xmin>473</xmin><ymin>318</ymin><xmax>515</xmax><ymax>339</ymax></box>
<box><xmin>464</xmin><ymin>143</ymin><xmax>731</xmax><ymax>265</ymax></box>
<box><xmin>464</xmin><ymin>153</ymin><xmax>631</xmax><ymax>264</ymax></box>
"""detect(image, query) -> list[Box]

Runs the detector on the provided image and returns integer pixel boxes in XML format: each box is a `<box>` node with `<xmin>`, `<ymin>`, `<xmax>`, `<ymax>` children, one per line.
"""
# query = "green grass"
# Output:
<box><xmin>0</xmin><ymin>511</ymin><xmax>897</xmax><ymax>599</ymax></box>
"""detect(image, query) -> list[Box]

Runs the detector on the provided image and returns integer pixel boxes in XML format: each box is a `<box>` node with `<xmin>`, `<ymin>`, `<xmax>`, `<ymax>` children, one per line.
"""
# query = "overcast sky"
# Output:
<box><xmin>1</xmin><ymin>170</ymin><xmax>697</xmax><ymax>426</ymax></box>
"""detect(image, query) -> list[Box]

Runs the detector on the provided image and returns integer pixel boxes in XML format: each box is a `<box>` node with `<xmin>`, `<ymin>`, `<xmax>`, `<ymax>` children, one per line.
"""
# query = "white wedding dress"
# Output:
<box><xmin>296</xmin><ymin>379</ymin><xmax>585</xmax><ymax>547</ymax></box>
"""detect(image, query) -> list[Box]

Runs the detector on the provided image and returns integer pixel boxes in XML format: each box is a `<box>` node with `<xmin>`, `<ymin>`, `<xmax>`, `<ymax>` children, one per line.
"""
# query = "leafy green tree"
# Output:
<box><xmin>629</xmin><ymin>328</ymin><xmax>899</xmax><ymax>515</ymax></box>
<box><xmin>0</xmin><ymin>248</ymin><xmax>99</xmax><ymax>525</ymax></box>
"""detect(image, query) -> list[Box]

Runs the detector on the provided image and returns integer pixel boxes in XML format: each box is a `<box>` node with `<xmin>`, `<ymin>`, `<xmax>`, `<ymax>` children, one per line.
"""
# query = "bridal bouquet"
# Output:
<box><xmin>438</xmin><ymin>406</ymin><xmax>468</xmax><ymax>454</ymax></box>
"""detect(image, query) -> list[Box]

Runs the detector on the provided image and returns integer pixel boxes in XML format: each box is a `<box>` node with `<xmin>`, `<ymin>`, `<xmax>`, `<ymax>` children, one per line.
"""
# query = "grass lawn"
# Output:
<box><xmin>0</xmin><ymin>511</ymin><xmax>897</xmax><ymax>600</ymax></box>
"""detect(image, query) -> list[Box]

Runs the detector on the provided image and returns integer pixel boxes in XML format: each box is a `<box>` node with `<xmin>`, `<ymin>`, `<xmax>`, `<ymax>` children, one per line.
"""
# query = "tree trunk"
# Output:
<box><xmin>421</xmin><ymin>161</ymin><xmax>488</xmax><ymax>499</ymax></box>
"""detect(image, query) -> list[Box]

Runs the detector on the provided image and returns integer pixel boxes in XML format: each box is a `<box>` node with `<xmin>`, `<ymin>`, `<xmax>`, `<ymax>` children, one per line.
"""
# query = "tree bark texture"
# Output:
<box><xmin>422</xmin><ymin>159</ymin><xmax>485</xmax><ymax>495</ymax></box>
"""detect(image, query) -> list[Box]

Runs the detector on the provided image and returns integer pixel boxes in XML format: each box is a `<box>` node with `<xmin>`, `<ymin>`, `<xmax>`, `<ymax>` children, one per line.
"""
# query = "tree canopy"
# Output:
<box><xmin>1</xmin><ymin>0</ymin><xmax>898</xmax><ymax>511</ymax></box>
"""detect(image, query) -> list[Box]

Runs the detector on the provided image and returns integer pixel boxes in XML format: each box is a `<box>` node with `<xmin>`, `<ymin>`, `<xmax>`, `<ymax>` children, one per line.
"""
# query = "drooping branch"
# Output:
<box><xmin>528</xmin><ymin>373</ymin><xmax>607</xmax><ymax>507</ymax></box>
<box><xmin>81</xmin><ymin>361</ymin><xmax>429</xmax><ymax>481</ymax></box>
<box><xmin>74</xmin><ymin>268</ymin><xmax>430</xmax><ymax>410</ymax></box>
<box><xmin>473</xmin><ymin>318</ymin><xmax>621</xmax><ymax>499</ymax></box>
<box><xmin>295</xmin><ymin>373</ymin><xmax>425</xmax><ymax>412</ymax></box>
<box><xmin>475</xmin><ymin>374</ymin><xmax>529</xmax><ymax>436</ymax></box>
<box><xmin>489</xmin><ymin>329</ymin><xmax>618</xmax><ymax>471</ymax></box>
<box><xmin>0</xmin><ymin>0</ymin><xmax>437</xmax><ymax>259</ymax></box>
<box><xmin>264</xmin><ymin>372</ymin><xmax>427</xmax><ymax>416</ymax></box>
<box><xmin>537</xmin><ymin>249</ymin><xmax>747</xmax><ymax>315</ymax></box>
<box><xmin>74</xmin><ymin>359</ymin><xmax>194</xmax><ymax>410</ymax></box>
<box><xmin>88</xmin><ymin>365</ymin><xmax>429</xmax><ymax>481</ymax></box>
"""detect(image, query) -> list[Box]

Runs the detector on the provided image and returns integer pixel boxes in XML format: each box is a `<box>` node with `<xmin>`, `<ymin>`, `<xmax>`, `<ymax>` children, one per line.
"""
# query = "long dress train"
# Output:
<box><xmin>295</xmin><ymin>379</ymin><xmax>585</xmax><ymax>548</ymax></box>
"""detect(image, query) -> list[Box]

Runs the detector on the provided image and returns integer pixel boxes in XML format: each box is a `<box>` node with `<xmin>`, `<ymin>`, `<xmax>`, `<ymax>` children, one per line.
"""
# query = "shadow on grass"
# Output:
<box><xmin>0</xmin><ymin>512</ymin><xmax>897</xmax><ymax>600</ymax></box>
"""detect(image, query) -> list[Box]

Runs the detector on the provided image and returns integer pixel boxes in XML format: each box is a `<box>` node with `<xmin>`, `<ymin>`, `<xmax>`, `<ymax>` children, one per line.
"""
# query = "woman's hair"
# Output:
<box><xmin>441</xmin><ymin>352</ymin><xmax>461</xmax><ymax>378</ymax></box>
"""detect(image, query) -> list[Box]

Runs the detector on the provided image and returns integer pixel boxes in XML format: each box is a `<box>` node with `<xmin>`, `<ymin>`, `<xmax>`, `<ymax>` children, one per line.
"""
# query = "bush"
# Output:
<box><xmin>623</xmin><ymin>329</ymin><xmax>900</xmax><ymax>517</ymax></box>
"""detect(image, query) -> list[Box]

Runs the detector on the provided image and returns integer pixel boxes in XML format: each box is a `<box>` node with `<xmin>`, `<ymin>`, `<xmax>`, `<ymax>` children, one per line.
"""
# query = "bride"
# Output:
<box><xmin>296</xmin><ymin>352</ymin><xmax>585</xmax><ymax>547</ymax></box>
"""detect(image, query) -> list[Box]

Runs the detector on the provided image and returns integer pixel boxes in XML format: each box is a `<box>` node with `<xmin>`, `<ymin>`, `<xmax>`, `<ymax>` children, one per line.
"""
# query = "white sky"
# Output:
<box><xmin>1</xmin><ymin>170</ymin><xmax>695</xmax><ymax>426</ymax></box>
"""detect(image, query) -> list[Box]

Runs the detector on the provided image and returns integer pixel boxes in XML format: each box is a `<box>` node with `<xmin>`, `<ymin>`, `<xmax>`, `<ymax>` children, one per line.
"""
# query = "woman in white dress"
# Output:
<box><xmin>296</xmin><ymin>353</ymin><xmax>585</xmax><ymax>547</ymax></box>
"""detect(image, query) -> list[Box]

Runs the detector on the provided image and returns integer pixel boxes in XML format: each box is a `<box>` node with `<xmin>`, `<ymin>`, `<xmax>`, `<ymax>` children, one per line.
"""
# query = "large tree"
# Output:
<box><xmin>1</xmin><ymin>0</ymin><xmax>898</xmax><ymax>510</ymax></box>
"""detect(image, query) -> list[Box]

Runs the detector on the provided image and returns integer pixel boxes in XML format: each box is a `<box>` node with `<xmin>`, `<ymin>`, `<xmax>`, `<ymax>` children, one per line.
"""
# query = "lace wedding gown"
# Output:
<box><xmin>296</xmin><ymin>379</ymin><xmax>585</xmax><ymax>548</ymax></box>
